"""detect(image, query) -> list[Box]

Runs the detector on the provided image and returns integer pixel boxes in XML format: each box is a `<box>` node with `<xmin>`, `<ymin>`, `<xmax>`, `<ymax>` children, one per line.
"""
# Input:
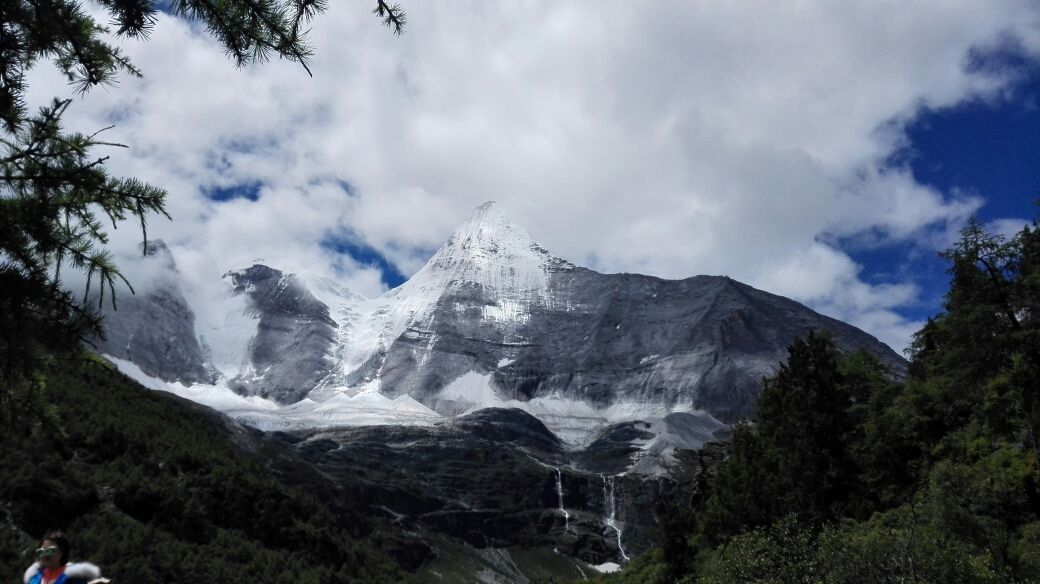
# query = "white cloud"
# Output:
<box><xmin>25</xmin><ymin>0</ymin><xmax>1040</xmax><ymax>352</ymax></box>
<box><xmin>989</xmin><ymin>217</ymin><xmax>1033</xmax><ymax>241</ymax></box>
<box><xmin>756</xmin><ymin>243</ymin><xmax>924</xmax><ymax>351</ymax></box>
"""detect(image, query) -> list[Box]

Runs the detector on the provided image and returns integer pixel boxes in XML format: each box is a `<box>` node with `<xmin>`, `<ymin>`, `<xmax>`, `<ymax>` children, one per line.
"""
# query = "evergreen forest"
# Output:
<box><xmin>0</xmin><ymin>354</ymin><xmax>414</xmax><ymax>584</ymax></box>
<box><xmin>571</xmin><ymin>214</ymin><xmax>1040</xmax><ymax>583</ymax></box>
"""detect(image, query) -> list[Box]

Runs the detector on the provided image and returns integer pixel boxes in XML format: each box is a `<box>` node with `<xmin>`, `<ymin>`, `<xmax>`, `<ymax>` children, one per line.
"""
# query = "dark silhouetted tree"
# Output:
<box><xmin>0</xmin><ymin>0</ymin><xmax>405</xmax><ymax>425</ymax></box>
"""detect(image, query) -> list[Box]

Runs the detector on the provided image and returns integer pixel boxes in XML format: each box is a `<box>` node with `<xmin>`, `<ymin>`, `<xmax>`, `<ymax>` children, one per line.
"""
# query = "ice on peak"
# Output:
<box><xmin>226</xmin><ymin>256</ymin><xmax>307</xmax><ymax>276</ymax></box>
<box><xmin>437</xmin><ymin>201</ymin><xmax>559</xmax><ymax>265</ymax></box>
<box><xmin>339</xmin><ymin>202</ymin><xmax>572</xmax><ymax>381</ymax></box>
<box><xmin>413</xmin><ymin>201</ymin><xmax>571</xmax><ymax>304</ymax></box>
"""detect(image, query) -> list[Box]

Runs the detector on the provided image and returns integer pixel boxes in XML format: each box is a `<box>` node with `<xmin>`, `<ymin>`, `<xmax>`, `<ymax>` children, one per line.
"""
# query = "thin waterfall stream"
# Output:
<box><xmin>554</xmin><ymin>466</ymin><xmax>571</xmax><ymax>532</ymax></box>
<box><xmin>522</xmin><ymin>451</ymin><xmax>574</xmax><ymax>540</ymax></box>
<box><xmin>602</xmin><ymin>474</ymin><xmax>630</xmax><ymax>562</ymax></box>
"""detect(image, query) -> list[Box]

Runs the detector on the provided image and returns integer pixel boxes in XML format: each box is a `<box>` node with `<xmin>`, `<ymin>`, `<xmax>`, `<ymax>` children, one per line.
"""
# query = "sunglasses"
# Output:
<box><xmin>35</xmin><ymin>546</ymin><xmax>58</xmax><ymax>559</ymax></box>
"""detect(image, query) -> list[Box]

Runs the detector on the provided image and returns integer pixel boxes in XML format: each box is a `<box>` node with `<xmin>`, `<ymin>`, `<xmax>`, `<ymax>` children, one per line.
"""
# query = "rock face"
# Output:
<box><xmin>292</xmin><ymin>408</ymin><xmax>699</xmax><ymax>567</ymax></box>
<box><xmin>374</xmin><ymin>265</ymin><xmax>902</xmax><ymax>423</ymax></box>
<box><xmin>96</xmin><ymin>240</ymin><xmax>216</xmax><ymax>385</ymax></box>
<box><xmin>194</xmin><ymin>202</ymin><xmax>903</xmax><ymax>422</ymax></box>
<box><xmin>222</xmin><ymin>265</ymin><xmax>338</xmax><ymax>403</ymax></box>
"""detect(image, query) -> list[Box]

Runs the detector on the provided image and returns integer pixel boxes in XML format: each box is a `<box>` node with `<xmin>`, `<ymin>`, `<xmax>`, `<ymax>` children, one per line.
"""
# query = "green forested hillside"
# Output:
<box><xmin>582</xmin><ymin>215</ymin><xmax>1040</xmax><ymax>584</ymax></box>
<box><xmin>0</xmin><ymin>355</ymin><xmax>413</xmax><ymax>584</ymax></box>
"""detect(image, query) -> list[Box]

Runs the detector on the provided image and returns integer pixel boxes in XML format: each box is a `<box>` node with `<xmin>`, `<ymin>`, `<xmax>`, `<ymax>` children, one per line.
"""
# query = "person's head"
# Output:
<box><xmin>36</xmin><ymin>532</ymin><xmax>70</xmax><ymax>568</ymax></box>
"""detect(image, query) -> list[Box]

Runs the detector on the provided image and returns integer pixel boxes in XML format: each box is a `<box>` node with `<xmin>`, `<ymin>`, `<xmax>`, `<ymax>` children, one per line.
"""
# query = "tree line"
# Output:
<box><xmin>584</xmin><ymin>213</ymin><xmax>1040</xmax><ymax>583</ymax></box>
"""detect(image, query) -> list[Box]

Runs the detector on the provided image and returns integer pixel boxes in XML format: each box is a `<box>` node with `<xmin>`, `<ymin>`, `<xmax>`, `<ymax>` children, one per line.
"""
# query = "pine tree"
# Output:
<box><xmin>699</xmin><ymin>333</ymin><xmax>899</xmax><ymax>544</ymax></box>
<box><xmin>0</xmin><ymin>0</ymin><xmax>406</xmax><ymax>424</ymax></box>
<box><xmin>661</xmin><ymin>213</ymin><xmax>1040</xmax><ymax>582</ymax></box>
<box><xmin>909</xmin><ymin>213</ymin><xmax>1040</xmax><ymax>462</ymax></box>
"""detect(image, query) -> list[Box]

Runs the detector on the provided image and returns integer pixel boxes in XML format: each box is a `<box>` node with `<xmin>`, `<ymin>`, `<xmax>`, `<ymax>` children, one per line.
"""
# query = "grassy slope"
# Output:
<box><xmin>0</xmin><ymin>356</ymin><xmax>414</xmax><ymax>584</ymax></box>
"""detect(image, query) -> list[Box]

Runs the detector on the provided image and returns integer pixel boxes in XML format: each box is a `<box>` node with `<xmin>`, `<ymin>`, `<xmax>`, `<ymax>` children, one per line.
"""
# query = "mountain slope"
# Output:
<box><xmin>94</xmin><ymin>241</ymin><xmax>216</xmax><ymax>386</ymax></box>
<box><xmin>0</xmin><ymin>356</ymin><xmax>411</xmax><ymax>584</ymax></box>
<box><xmin>100</xmin><ymin>201</ymin><xmax>905</xmax><ymax>438</ymax></box>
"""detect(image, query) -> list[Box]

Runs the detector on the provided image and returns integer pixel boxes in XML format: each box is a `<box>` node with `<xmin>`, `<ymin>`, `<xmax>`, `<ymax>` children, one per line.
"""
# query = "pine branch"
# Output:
<box><xmin>373</xmin><ymin>0</ymin><xmax>406</xmax><ymax>35</ymax></box>
<box><xmin>94</xmin><ymin>0</ymin><xmax>159</xmax><ymax>39</ymax></box>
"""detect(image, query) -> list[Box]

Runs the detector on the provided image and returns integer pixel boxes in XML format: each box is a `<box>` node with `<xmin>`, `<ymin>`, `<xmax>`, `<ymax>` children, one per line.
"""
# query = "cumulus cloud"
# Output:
<box><xmin>25</xmin><ymin>0</ymin><xmax>1040</xmax><ymax>352</ymax></box>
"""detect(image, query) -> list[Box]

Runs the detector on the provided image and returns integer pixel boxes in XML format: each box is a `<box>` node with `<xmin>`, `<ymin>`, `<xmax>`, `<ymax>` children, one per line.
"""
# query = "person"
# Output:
<box><xmin>22</xmin><ymin>532</ymin><xmax>108</xmax><ymax>584</ymax></box>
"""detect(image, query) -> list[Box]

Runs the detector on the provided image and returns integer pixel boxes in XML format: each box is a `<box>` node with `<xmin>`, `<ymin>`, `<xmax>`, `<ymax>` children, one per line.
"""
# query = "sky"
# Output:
<box><xmin>24</xmin><ymin>0</ymin><xmax>1040</xmax><ymax>353</ymax></box>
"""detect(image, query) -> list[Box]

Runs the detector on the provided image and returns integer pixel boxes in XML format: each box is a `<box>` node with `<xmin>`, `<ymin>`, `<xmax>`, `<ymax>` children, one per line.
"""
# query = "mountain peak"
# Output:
<box><xmin>141</xmin><ymin>239</ymin><xmax>177</xmax><ymax>272</ymax></box>
<box><xmin>371</xmin><ymin>202</ymin><xmax>573</xmax><ymax>339</ymax></box>
<box><xmin>443</xmin><ymin>201</ymin><xmax>537</xmax><ymax>256</ymax></box>
<box><xmin>426</xmin><ymin>202</ymin><xmax>572</xmax><ymax>281</ymax></box>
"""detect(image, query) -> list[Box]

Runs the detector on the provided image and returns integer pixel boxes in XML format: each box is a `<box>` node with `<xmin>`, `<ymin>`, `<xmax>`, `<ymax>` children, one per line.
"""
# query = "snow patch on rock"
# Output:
<box><xmin>592</xmin><ymin>562</ymin><xmax>621</xmax><ymax>573</ymax></box>
<box><xmin>199</xmin><ymin>292</ymin><xmax>255</xmax><ymax>379</ymax></box>
<box><xmin>438</xmin><ymin>371</ymin><xmax>506</xmax><ymax>405</ymax></box>
<box><xmin>107</xmin><ymin>357</ymin><xmax>442</xmax><ymax>432</ymax></box>
<box><xmin>107</xmin><ymin>356</ymin><xmax>277</xmax><ymax>412</ymax></box>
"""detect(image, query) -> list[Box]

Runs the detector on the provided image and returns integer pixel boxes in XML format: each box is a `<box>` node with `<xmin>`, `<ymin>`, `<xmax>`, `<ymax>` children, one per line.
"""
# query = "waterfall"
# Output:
<box><xmin>521</xmin><ymin>451</ymin><xmax>573</xmax><ymax>537</ymax></box>
<box><xmin>554</xmin><ymin>467</ymin><xmax>571</xmax><ymax>532</ymax></box>
<box><xmin>602</xmin><ymin>475</ymin><xmax>630</xmax><ymax>562</ymax></box>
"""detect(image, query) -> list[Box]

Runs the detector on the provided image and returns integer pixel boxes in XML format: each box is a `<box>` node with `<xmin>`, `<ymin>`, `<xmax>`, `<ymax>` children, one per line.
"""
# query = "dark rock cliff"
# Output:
<box><xmin>383</xmin><ymin>271</ymin><xmax>904</xmax><ymax>422</ymax></box>
<box><xmin>223</xmin><ymin>265</ymin><xmax>338</xmax><ymax>403</ymax></box>
<box><xmin>96</xmin><ymin>240</ymin><xmax>216</xmax><ymax>385</ymax></box>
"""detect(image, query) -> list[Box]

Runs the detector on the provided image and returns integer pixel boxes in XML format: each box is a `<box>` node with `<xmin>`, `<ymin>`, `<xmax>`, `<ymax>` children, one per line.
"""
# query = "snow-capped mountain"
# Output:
<box><xmin>92</xmin><ymin>201</ymin><xmax>908</xmax><ymax>573</ymax></box>
<box><xmin>92</xmin><ymin>240</ymin><xmax>218</xmax><ymax>386</ymax></box>
<box><xmin>98</xmin><ymin>201</ymin><xmax>904</xmax><ymax>452</ymax></box>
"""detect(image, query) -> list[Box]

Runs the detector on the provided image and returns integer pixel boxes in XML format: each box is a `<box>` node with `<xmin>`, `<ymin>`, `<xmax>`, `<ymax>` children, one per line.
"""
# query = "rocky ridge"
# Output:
<box><xmin>105</xmin><ymin>202</ymin><xmax>903</xmax><ymax>434</ymax></box>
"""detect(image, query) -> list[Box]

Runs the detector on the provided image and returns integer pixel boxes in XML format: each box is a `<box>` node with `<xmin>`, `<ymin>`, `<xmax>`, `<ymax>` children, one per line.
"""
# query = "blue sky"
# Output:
<box><xmin>910</xmin><ymin>95</ymin><xmax>1039</xmax><ymax>223</ymax></box>
<box><xmin>31</xmin><ymin>0</ymin><xmax>1040</xmax><ymax>352</ymax></box>
<box><xmin>857</xmin><ymin>68</ymin><xmax>1040</xmax><ymax>326</ymax></box>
